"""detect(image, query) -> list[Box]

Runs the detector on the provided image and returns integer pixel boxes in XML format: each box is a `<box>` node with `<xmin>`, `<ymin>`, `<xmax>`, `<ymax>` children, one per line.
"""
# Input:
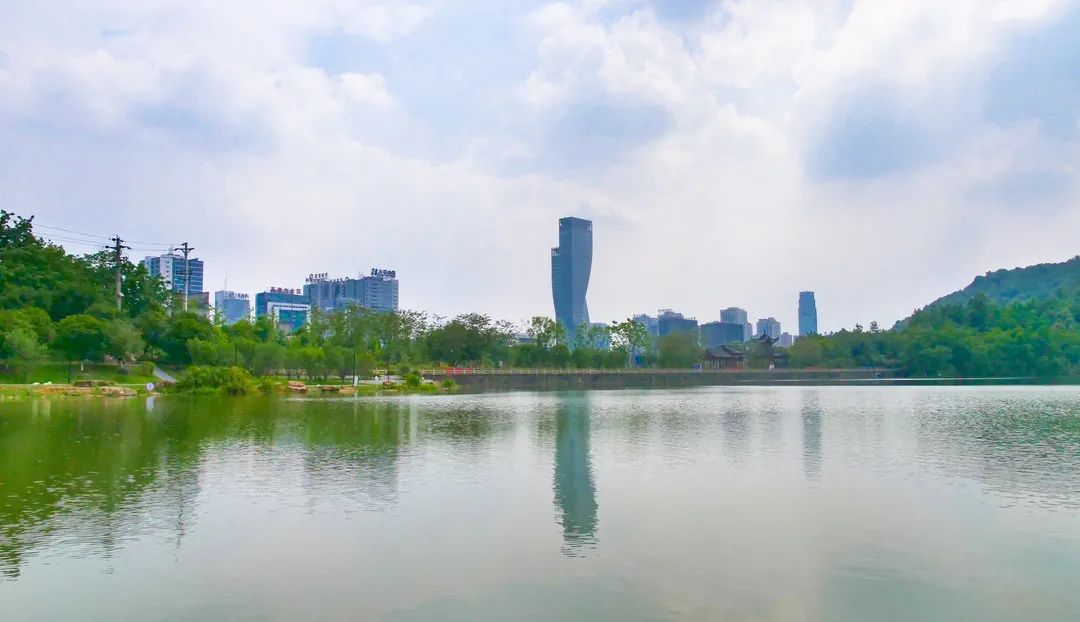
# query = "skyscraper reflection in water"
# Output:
<box><xmin>553</xmin><ymin>395</ymin><xmax>598</xmax><ymax>556</ymax></box>
<box><xmin>801</xmin><ymin>392</ymin><xmax>823</xmax><ymax>480</ymax></box>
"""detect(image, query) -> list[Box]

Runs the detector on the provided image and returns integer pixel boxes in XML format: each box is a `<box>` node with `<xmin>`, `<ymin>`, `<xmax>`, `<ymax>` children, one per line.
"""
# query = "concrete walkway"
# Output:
<box><xmin>152</xmin><ymin>367</ymin><xmax>178</xmax><ymax>384</ymax></box>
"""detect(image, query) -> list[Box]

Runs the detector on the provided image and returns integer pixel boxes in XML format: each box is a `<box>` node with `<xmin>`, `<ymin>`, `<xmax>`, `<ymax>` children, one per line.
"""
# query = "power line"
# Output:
<box><xmin>40</xmin><ymin>236</ymin><xmax>110</xmax><ymax>249</ymax></box>
<box><xmin>34</xmin><ymin>223</ymin><xmax>176</xmax><ymax>247</ymax></box>
<box><xmin>33</xmin><ymin>224</ymin><xmax>113</xmax><ymax>240</ymax></box>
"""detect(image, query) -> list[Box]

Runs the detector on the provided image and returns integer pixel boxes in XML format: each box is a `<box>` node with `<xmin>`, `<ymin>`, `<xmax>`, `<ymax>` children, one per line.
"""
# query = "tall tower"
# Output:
<box><xmin>551</xmin><ymin>217</ymin><xmax>593</xmax><ymax>343</ymax></box>
<box><xmin>799</xmin><ymin>291</ymin><xmax>818</xmax><ymax>336</ymax></box>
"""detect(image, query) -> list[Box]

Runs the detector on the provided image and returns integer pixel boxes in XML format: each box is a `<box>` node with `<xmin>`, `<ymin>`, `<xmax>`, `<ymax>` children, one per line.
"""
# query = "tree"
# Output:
<box><xmin>53</xmin><ymin>314</ymin><xmax>108</xmax><ymax>366</ymax></box>
<box><xmin>527</xmin><ymin>316</ymin><xmax>566</xmax><ymax>350</ymax></box>
<box><xmin>788</xmin><ymin>335</ymin><xmax>825</xmax><ymax>368</ymax></box>
<box><xmin>299</xmin><ymin>346</ymin><xmax>327</xmax><ymax>381</ymax></box>
<box><xmin>609</xmin><ymin>317</ymin><xmax>651</xmax><ymax>367</ymax></box>
<box><xmin>2</xmin><ymin>328</ymin><xmax>46</xmax><ymax>380</ymax></box>
<box><xmin>0</xmin><ymin>212</ymin><xmax>102</xmax><ymax>319</ymax></box>
<box><xmin>250</xmin><ymin>342</ymin><xmax>284</xmax><ymax>376</ymax></box>
<box><xmin>657</xmin><ymin>331</ymin><xmax>702</xmax><ymax>369</ymax></box>
<box><xmin>104</xmin><ymin>319</ymin><xmax>144</xmax><ymax>364</ymax></box>
<box><xmin>160</xmin><ymin>312</ymin><xmax>215</xmax><ymax>364</ymax></box>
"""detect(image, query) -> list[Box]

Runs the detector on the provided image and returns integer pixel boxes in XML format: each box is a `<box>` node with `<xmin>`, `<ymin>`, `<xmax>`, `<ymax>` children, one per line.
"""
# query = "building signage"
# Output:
<box><xmin>370</xmin><ymin>268</ymin><xmax>397</xmax><ymax>279</ymax></box>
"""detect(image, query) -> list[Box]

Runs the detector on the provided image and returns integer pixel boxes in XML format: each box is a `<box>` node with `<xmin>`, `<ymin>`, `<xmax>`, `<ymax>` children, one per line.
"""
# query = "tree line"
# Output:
<box><xmin>5</xmin><ymin>209</ymin><xmax>1078</xmax><ymax>380</ymax></box>
<box><xmin>787</xmin><ymin>292</ymin><xmax>1080</xmax><ymax>377</ymax></box>
<box><xmin>0</xmin><ymin>210</ymin><xmax>664</xmax><ymax>380</ymax></box>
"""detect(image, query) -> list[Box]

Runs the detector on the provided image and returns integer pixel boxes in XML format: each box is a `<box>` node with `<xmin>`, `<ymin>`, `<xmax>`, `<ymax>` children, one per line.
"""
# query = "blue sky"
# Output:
<box><xmin>0</xmin><ymin>0</ymin><xmax>1077</xmax><ymax>331</ymax></box>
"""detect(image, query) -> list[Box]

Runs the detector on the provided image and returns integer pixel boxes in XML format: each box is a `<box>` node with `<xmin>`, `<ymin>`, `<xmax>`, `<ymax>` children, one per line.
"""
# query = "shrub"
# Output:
<box><xmin>404</xmin><ymin>372</ymin><xmax>422</xmax><ymax>389</ymax></box>
<box><xmin>176</xmin><ymin>365</ymin><xmax>257</xmax><ymax>395</ymax></box>
<box><xmin>257</xmin><ymin>377</ymin><xmax>286</xmax><ymax>394</ymax></box>
<box><xmin>441</xmin><ymin>378</ymin><xmax>457</xmax><ymax>390</ymax></box>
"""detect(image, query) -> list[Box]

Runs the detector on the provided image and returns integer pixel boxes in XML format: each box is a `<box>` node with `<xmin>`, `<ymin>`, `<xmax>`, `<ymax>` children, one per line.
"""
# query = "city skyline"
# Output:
<box><xmin>6</xmin><ymin>1</ymin><xmax>1078</xmax><ymax>332</ymax></box>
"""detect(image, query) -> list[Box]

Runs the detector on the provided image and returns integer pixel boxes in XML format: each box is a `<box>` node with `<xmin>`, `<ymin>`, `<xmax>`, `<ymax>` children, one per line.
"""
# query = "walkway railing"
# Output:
<box><xmin>420</xmin><ymin>367</ymin><xmax>889</xmax><ymax>376</ymax></box>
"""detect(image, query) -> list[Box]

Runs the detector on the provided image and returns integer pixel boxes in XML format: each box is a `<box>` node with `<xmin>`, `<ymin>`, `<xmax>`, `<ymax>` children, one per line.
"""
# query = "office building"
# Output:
<box><xmin>255</xmin><ymin>287</ymin><xmax>310</xmax><ymax>332</ymax></box>
<box><xmin>720</xmin><ymin>307</ymin><xmax>748</xmax><ymax>324</ymax></box>
<box><xmin>633</xmin><ymin>314</ymin><xmax>659</xmax><ymax>337</ymax></box>
<box><xmin>658</xmin><ymin>309</ymin><xmax>699</xmax><ymax>337</ymax></box>
<box><xmin>304</xmin><ymin>269</ymin><xmax>400</xmax><ymax>313</ymax></box>
<box><xmin>551</xmin><ymin>217</ymin><xmax>593</xmax><ymax>343</ymax></box>
<box><xmin>720</xmin><ymin>307</ymin><xmax>752</xmax><ymax>341</ymax></box>
<box><xmin>214</xmin><ymin>290</ymin><xmax>251</xmax><ymax>325</ymax></box>
<box><xmin>779</xmin><ymin>332</ymin><xmax>794</xmax><ymax>348</ymax></box>
<box><xmin>799</xmin><ymin>291</ymin><xmax>818</xmax><ymax>336</ymax></box>
<box><xmin>144</xmin><ymin>252</ymin><xmax>204</xmax><ymax>295</ymax></box>
<box><xmin>700</xmin><ymin>321</ymin><xmax>746</xmax><ymax>348</ymax></box>
<box><xmin>756</xmin><ymin>317</ymin><xmax>782</xmax><ymax>340</ymax></box>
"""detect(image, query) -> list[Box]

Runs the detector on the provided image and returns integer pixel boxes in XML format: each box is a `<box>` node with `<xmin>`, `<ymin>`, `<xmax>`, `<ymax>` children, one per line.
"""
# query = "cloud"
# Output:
<box><xmin>339</xmin><ymin>72</ymin><xmax>394</xmax><ymax>107</ymax></box>
<box><xmin>0</xmin><ymin>0</ymin><xmax>1077</xmax><ymax>334</ymax></box>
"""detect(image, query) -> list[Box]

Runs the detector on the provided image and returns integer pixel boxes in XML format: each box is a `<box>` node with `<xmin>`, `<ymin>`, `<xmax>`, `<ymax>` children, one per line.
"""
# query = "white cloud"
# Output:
<box><xmin>339</xmin><ymin>72</ymin><xmax>394</xmax><ymax>108</ymax></box>
<box><xmin>0</xmin><ymin>0</ymin><xmax>1077</xmax><ymax>333</ymax></box>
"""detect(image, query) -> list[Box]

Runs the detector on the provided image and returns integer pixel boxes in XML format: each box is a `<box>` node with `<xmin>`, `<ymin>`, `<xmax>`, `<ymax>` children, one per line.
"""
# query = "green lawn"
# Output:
<box><xmin>0</xmin><ymin>362</ymin><xmax>157</xmax><ymax>386</ymax></box>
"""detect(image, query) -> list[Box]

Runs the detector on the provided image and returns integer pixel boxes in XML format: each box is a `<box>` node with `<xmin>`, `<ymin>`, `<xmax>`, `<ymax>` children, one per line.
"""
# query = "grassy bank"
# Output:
<box><xmin>0</xmin><ymin>362</ymin><xmax>157</xmax><ymax>386</ymax></box>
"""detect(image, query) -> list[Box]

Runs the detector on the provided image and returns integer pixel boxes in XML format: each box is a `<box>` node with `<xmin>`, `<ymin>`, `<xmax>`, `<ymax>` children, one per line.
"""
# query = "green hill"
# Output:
<box><xmin>925</xmin><ymin>255</ymin><xmax>1080</xmax><ymax>310</ymax></box>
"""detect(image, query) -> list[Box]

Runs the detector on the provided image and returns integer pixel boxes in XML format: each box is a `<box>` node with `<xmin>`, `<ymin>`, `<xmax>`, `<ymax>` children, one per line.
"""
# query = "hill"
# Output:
<box><xmin>923</xmin><ymin>255</ymin><xmax>1080</xmax><ymax>311</ymax></box>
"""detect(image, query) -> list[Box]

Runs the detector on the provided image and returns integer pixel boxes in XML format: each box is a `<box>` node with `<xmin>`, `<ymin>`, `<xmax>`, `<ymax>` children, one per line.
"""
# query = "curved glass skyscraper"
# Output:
<box><xmin>551</xmin><ymin>217</ymin><xmax>592</xmax><ymax>342</ymax></box>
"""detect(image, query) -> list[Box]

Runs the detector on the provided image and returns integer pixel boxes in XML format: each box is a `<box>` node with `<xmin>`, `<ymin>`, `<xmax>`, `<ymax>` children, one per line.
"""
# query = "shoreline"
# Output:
<box><xmin>4</xmin><ymin>375</ymin><xmax>1080</xmax><ymax>401</ymax></box>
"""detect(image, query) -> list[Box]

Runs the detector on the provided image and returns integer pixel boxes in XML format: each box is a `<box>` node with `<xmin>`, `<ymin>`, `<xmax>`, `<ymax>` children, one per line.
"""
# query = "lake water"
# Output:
<box><xmin>2</xmin><ymin>387</ymin><xmax>1080</xmax><ymax>620</ymax></box>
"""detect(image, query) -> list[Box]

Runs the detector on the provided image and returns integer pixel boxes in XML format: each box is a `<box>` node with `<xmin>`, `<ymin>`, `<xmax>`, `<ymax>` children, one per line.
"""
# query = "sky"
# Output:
<box><xmin>1</xmin><ymin>0</ymin><xmax>1078</xmax><ymax>332</ymax></box>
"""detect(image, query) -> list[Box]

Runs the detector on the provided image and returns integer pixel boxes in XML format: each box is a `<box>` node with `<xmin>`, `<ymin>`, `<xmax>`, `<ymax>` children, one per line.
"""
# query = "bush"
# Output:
<box><xmin>404</xmin><ymin>372</ymin><xmax>422</xmax><ymax>389</ymax></box>
<box><xmin>257</xmin><ymin>376</ymin><xmax>286</xmax><ymax>394</ymax></box>
<box><xmin>176</xmin><ymin>365</ymin><xmax>257</xmax><ymax>395</ymax></box>
<box><xmin>441</xmin><ymin>378</ymin><xmax>457</xmax><ymax>390</ymax></box>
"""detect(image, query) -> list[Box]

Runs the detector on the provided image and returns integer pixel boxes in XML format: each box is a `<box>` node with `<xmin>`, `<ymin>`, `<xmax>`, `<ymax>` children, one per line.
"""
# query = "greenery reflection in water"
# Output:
<box><xmin>2</xmin><ymin>388</ymin><xmax>1080</xmax><ymax>621</ymax></box>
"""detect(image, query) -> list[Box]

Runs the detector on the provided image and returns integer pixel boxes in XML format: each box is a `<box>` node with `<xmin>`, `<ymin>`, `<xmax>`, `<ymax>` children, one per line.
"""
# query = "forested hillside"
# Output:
<box><xmin>924</xmin><ymin>256</ymin><xmax>1080</xmax><ymax>310</ymax></box>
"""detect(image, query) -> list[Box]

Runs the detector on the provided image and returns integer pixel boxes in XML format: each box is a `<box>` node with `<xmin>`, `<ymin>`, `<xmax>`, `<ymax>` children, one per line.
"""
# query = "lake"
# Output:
<box><xmin>2</xmin><ymin>387</ymin><xmax>1080</xmax><ymax>620</ymax></box>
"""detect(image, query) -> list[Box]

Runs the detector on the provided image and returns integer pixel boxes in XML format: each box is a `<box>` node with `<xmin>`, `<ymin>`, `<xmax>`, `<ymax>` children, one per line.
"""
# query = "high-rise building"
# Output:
<box><xmin>214</xmin><ymin>290</ymin><xmax>251</xmax><ymax>325</ymax></box>
<box><xmin>304</xmin><ymin>269</ymin><xmax>400</xmax><ymax>313</ymax></box>
<box><xmin>255</xmin><ymin>287</ymin><xmax>310</xmax><ymax>333</ymax></box>
<box><xmin>551</xmin><ymin>217</ymin><xmax>593</xmax><ymax>343</ymax></box>
<box><xmin>633</xmin><ymin>314</ymin><xmax>659</xmax><ymax>337</ymax></box>
<box><xmin>720</xmin><ymin>307</ymin><xmax>752</xmax><ymax>341</ymax></box>
<box><xmin>700</xmin><ymin>322</ymin><xmax>746</xmax><ymax>348</ymax></box>
<box><xmin>720</xmin><ymin>307</ymin><xmax>748</xmax><ymax>324</ymax></box>
<box><xmin>756</xmin><ymin>317</ymin><xmax>782</xmax><ymax>340</ymax></box>
<box><xmin>144</xmin><ymin>252</ymin><xmax>204</xmax><ymax>295</ymax></box>
<box><xmin>798</xmin><ymin>291</ymin><xmax>818</xmax><ymax>336</ymax></box>
<box><xmin>658</xmin><ymin>309</ymin><xmax>699</xmax><ymax>337</ymax></box>
<box><xmin>779</xmin><ymin>332</ymin><xmax>794</xmax><ymax>348</ymax></box>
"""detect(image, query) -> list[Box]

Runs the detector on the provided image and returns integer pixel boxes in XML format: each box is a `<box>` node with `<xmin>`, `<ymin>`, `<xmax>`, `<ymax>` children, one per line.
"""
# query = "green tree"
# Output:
<box><xmin>657</xmin><ymin>331</ymin><xmax>702</xmax><ymax>368</ymax></box>
<box><xmin>2</xmin><ymin>328</ymin><xmax>47</xmax><ymax>380</ymax></box>
<box><xmin>609</xmin><ymin>317</ymin><xmax>651</xmax><ymax>367</ymax></box>
<box><xmin>160</xmin><ymin>312</ymin><xmax>215</xmax><ymax>364</ymax></box>
<box><xmin>104</xmin><ymin>319</ymin><xmax>144</xmax><ymax>364</ymax></box>
<box><xmin>53</xmin><ymin>314</ymin><xmax>108</xmax><ymax>365</ymax></box>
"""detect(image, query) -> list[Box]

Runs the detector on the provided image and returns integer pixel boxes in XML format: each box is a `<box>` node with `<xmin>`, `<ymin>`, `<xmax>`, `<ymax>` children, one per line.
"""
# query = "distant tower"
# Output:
<box><xmin>799</xmin><ymin>291</ymin><xmax>818</xmax><ymax>336</ymax></box>
<box><xmin>551</xmin><ymin>217</ymin><xmax>593</xmax><ymax>343</ymax></box>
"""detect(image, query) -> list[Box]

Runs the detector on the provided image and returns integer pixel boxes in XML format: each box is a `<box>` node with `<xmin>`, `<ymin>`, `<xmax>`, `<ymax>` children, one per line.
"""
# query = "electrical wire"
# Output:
<box><xmin>34</xmin><ymin>223</ymin><xmax>177</xmax><ymax>247</ymax></box>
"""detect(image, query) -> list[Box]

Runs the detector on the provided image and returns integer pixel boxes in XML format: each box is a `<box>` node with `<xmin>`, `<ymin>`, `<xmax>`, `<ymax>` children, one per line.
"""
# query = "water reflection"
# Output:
<box><xmin>802</xmin><ymin>393</ymin><xmax>823</xmax><ymax>480</ymax></box>
<box><xmin>552</xmin><ymin>394</ymin><xmax>598</xmax><ymax>556</ymax></box>
<box><xmin>3</xmin><ymin>388</ymin><xmax>1080</xmax><ymax>620</ymax></box>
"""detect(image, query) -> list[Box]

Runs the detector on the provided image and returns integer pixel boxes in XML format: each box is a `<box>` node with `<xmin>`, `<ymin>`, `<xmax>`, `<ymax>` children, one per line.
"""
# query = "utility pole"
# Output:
<box><xmin>110</xmin><ymin>236</ymin><xmax>130</xmax><ymax>312</ymax></box>
<box><xmin>178</xmin><ymin>242</ymin><xmax>195</xmax><ymax>312</ymax></box>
